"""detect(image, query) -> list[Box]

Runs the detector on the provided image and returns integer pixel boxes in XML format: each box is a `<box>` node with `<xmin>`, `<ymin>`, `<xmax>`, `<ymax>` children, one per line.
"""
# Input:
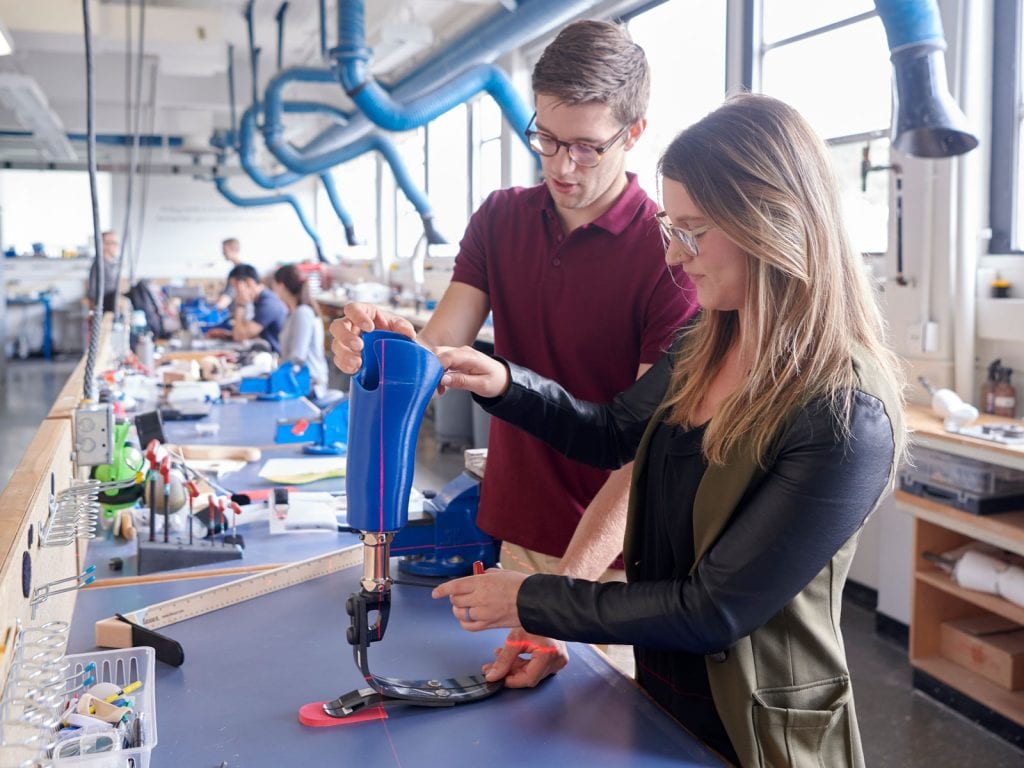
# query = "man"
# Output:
<box><xmin>210</xmin><ymin>263</ymin><xmax>288</xmax><ymax>353</ymax></box>
<box><xmin>213</xmin><ymin>237</ymin><xmax>243</xmax><ymax>311</ymax></box>
<box><xmin>330</xmin><ymin>20</ymin><xmax>697</xmax><ymax>684</ymax></box>
<box><xmin>85</xmin><ymin>230</ymin><xmax>121</xmax><ymax>313</ymax></box>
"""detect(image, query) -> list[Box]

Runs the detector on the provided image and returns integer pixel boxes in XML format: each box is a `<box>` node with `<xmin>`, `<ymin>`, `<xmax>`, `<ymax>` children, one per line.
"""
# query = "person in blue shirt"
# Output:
<box><xmin>211</xmin><ymin>263</ymin><xmax>288</xmax><ymax>353</ymax></box>
<box><xmin>271</xmin><ymin>263</ymin><xmax>329</xmax><ymax>399</ymax></box>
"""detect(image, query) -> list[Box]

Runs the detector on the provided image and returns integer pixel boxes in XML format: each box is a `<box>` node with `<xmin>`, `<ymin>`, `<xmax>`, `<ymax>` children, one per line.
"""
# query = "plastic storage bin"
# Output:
<box><xmin>908</xmin><ymin>445</ymin><xmax>1024</xmax><ymax>495</ymax></box>
<box><xmin>51</xmin><ymin>647</ymin><xmax>157</xmax><ymax>768</ymax></box>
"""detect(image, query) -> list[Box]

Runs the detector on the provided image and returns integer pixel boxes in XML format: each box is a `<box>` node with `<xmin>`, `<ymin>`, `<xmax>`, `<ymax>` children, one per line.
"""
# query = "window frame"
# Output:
<box><xmin>989</xmin><ymin>0</ymin><xmax>1023</xmax><ymax>254</ymax></box>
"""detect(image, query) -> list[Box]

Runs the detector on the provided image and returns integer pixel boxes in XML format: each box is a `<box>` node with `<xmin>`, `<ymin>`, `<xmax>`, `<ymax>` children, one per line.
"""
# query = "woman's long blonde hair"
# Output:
<box><xmin>659</xmin><ymin>93</ymin><xmax>905</xmax><ymax>466</ymax></box>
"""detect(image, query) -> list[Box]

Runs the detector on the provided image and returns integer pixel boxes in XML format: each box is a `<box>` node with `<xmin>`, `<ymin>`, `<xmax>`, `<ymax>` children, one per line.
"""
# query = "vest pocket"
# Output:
<box><xmin>751</xmin><ymin>676</ymin><xmax>853</xmax><ymax>768</ymax></box>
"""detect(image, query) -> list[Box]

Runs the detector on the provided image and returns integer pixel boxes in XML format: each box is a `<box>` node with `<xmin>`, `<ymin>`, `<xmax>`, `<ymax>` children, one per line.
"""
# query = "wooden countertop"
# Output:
<box><xmin>906</xmin><ymin>403</ymin><xmax>1024</xmax><ymax>468</ymax></box>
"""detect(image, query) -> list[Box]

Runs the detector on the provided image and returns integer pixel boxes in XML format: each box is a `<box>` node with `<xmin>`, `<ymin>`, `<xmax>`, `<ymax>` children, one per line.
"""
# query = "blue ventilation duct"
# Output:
<box><xmin>874</xmin><ymin>0</ymin><xmax>978</xmax><ymax>157</ymax></box>
<box><xmin>320</xmin><ymin>171</ymin><xmax>359</xmax><ymax>247</ymax></box>
<box><xmin>234</xmin><ymin>102</ymin><xmax>359</xmax><ymax>245</ymax></box>
<box><xmin>262</xmin><ymin>66</ymin><xmax>446</xmax><ymax>243</ymax></box>
<box><xmin>263</xmin><ymin>0</ymin><xmax>591</xmax><ymax>174</ymax></box>
<box><xmin>334</xmin><ymin>0</ymin><xmax>531</xmax><ymax>148</ymax></box>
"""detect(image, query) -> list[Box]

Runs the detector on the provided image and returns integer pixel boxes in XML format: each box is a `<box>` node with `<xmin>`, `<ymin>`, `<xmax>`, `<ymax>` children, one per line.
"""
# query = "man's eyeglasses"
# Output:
<box><xmin>656</xmin><ymin>212</ymin><xmax>714</xmax><ymax>257</ymax></box>
<box><xmin>524</xmin><ymin>113</ymin><xmax>630</xmax><ymax>168</ymax></box>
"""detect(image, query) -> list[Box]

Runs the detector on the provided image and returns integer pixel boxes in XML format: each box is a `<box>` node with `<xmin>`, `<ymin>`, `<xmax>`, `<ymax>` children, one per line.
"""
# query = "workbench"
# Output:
<box><xmin>66</xmin><ymin>388</ymin><xmax>724</xmax><ymax>766</ymax></box>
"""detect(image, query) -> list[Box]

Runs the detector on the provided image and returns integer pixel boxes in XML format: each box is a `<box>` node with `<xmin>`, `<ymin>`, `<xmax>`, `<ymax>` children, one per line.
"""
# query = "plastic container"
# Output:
<box><xmin>52</xmin><ymin>647</ymin><xmax>157</xmax><ymax>768</ymax></box>
<box><xmin>908</xmin><ymin>445</ymin><xmax>1024</xmax><ymax>495</ymax></box>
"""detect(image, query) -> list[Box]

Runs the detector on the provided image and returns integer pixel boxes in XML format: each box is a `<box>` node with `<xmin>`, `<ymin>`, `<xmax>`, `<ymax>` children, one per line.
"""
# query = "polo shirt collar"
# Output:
<box><xmin>540</xmin><ymin>172</ymin><xmax>648</xmax><ymax>236</ymax></box>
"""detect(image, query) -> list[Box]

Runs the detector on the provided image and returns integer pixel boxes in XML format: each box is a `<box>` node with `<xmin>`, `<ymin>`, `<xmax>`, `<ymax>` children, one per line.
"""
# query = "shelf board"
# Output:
<box><xmin>905</xmin><ymin>405</ymin><xmax>1024</xmax><ymax>470</ymax></box>
<box><xmin>916</xmin><ymin>568</ymin><xmax>1024</xmax><ymax>625</ymax></box>
<box><xmin>911</xmin><ymin>655</ymin><xmax>1024</xmax><ymax>728</ymax></box>
<box><xmin>896</xmin><ymin>491</ymin><xmax>1024</xmax><ymax>555</ymax></box>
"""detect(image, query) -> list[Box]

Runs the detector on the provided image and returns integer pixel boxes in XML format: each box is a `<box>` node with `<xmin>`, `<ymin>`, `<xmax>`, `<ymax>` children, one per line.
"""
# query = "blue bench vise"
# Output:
<box><xmin>274</xmin><ymin>397</ymin><xmax>349</xmax><ymax>455</ymax></box>
<box><xmin>392</xmin><ymin>471</ymin><xmax>499</xmax><ymax>578</ymax></box>
<box><xmin>239</xmin><ymin>362</ymin><xmax>310</xmax><ymax>400</ymax></box>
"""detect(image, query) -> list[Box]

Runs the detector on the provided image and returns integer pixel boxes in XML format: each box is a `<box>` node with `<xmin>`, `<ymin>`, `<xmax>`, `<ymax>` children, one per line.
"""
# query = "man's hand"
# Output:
<box><xmin>483</xmin><ymin>629</ymin><xmax>569</xmax><ymax>688</ymax></box>
<box><xmin>435</xmin><ymin>346</ymin><xmax>510</xmax><ymax>399</ymax></box>
<box><xmin>329</xmin><ymin>302</ymin><xmax>416</xmax><ymax>374</ymax></box>
<box><xmin>205</xmin><ymin>328</ymin><xmax>232</xmax><ymax>340</ymax></box>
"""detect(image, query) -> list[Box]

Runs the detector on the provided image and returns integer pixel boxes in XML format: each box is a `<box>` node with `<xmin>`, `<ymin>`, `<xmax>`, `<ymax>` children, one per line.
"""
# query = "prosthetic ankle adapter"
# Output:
<box><xmin>323</xmin><ymin>332</ymin><xmax>502</xmax><ymax>719</ymax></box>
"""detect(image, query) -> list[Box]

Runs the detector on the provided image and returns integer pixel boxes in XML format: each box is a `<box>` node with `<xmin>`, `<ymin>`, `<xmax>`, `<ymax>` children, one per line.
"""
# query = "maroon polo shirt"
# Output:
<box><xmin>452</xmin><ymin>173</ymin><xmax>698</xmax><ymax>563</ymax></box>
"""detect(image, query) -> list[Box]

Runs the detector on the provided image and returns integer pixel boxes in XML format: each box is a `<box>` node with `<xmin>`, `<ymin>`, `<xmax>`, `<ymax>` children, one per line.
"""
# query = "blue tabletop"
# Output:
<box><xmin>69</xmin><ymin>560</ymin><xmax>724</xmax><ymax>768</ymax></box>
<box><xmin>70</xmin><ymin>394</ymin><xmax>726</xmax><ymax>766</ymax></box>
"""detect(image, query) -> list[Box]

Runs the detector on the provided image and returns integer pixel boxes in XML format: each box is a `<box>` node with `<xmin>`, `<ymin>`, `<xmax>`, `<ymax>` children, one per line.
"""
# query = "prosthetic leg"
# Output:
<box><xmin>309</xmin><ymin>332</ymin><xmax>502</xmax><ymax>723</ymax></box>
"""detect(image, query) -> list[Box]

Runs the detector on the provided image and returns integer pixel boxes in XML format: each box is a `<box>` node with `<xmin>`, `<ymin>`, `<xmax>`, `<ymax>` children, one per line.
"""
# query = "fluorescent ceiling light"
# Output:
<box><xmin>0</xmin><ymin>73</ymin><xmax>76</xmax><ymax>161</ymax></box>
<box><xmin>0</xmin><ymin>18</ymin><xmax>12</xmax><ymax>56</ymax></box>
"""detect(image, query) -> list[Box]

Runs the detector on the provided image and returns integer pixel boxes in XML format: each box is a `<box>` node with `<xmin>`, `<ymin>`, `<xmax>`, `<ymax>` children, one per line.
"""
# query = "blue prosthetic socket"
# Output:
<box><xmin>345</xmin><ymin>331</ymin><xmax>442</xmax><ymax>592</ymax></box>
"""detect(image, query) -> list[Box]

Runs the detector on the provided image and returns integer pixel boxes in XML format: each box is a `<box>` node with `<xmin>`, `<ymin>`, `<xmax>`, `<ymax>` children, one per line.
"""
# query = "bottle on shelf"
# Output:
<box><xmin>993</xmin><ymin>366</ymin><xmax>1017</xmax><ymax>418</ymax></box>
<box><xmin>980</xmin><ymin>359</ymin><xmax>1000</xmax><ymax>415</ymax></box>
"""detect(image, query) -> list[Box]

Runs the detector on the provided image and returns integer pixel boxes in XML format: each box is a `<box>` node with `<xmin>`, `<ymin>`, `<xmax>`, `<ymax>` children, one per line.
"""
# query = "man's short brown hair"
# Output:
<box><xmin>222</xmin><ymin>237</ymin><xmax>240</xmax><ymax>249</ymax></box>
<box><xmin>531</xmin><ymin>20</ymin><xmax>650</xmax><ymax>126</ymax></box>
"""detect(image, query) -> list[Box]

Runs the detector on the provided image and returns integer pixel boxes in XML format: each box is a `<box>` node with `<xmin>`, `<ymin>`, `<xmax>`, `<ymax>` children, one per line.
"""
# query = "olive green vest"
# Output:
<box><xmin>623</xmin><ymin>355</ymin><xmax>900</xmax><ymax>768</ymax></box>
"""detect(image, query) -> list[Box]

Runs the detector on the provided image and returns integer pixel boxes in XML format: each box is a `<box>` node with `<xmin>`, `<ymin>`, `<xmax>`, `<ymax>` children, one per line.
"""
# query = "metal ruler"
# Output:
<box><xmin>111</xmin><ymin>544</ymin><xmax>362</xmax><ymax>631</ymax></box>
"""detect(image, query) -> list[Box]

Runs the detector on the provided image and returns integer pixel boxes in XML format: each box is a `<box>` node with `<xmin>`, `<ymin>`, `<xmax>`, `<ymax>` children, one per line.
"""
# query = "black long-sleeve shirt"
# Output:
<box><xmin>477</xmin><ymin>355</ymin><xmax>894</xmax><ymax>760</ymax></box>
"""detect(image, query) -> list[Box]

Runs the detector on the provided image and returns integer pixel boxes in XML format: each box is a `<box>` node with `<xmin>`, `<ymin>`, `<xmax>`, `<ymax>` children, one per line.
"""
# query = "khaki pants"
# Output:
<box><xmin>499</xmin><ymin>542</ymin><xmax>635</xmax><ymax>677</ymax></box>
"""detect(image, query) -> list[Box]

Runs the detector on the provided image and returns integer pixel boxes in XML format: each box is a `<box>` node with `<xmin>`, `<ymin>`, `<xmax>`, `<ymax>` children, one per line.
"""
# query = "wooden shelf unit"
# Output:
<box><xmin>902</xmin><ymin>406</ymin><xmax>1024</xmax><ymax>729</ymax></box>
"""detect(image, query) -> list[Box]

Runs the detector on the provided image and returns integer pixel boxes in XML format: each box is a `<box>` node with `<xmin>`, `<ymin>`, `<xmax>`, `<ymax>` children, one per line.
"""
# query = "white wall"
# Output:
<box><xmin>111</xmin><ymin>173</ymin><xmax>322</xmax><ymax>281</ymax></box>
<box><xmin>850</xmin><ymin>0</ymin><xmax>998</xmax><ymax>622</ymax></box>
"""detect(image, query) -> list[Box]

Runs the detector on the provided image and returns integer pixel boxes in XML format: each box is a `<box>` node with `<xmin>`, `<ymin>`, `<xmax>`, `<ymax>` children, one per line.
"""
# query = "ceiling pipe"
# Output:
<box><xmin>268</xmin><ymin>0</ymin><xmax>591</xmax><ymax>172</ymax></box>
<box><xmin>231</xmin><ymin>104</ymin><xmax>360</xmax><ymax>246</ymax></box>
<box><xmin>275</xmin><ymin>1</ymin><xmax>289</xmax><ymax>72</ymax></box>
<box><xmin>874</xmin><ymin>0</ymin><xmax>978</xmax><ymax>158</ymax></box>
<box><xmin>318</xmin><ymin>0</ymin><xmax>328</xmax><ymax>60</ymax></box>
<box><xmin>216</xmin><ymin>40</ymin><xmax>330</xmax><ymax>257</ymax></box>
<box><xmin>228</xmin><ymin>43</ymin><xmax>238</xmax><ymax>137</ymax></box>
<box><xmin>334</xmin><ymin>0</ymin><xmax>531</xmax><ymax>147</ymax></box>
<box><xmin>232</xmin><ymin>19</ymin><xmax>358</xmax><ymax>246</ymax></box>
<box><xmin>261</xmin><ymin>65</ymin><xmax>446</xmax><ymax>243</ymax></box>
<box><xmin>320</xmin><ymin>170</ymin><xmax>359</xmax><ymax>247</ymax></box>
<box><xmin>244</xmin><ymin>1</ymin><xmax>261</xmax><ymax>112</ymax></box>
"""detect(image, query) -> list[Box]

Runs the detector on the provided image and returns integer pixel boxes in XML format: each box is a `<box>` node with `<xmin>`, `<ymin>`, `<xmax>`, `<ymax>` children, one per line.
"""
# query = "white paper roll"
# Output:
<box><xmin>952</xmin><ymin>549</ymin><xmax>1005</xmax><ymax>594</ymax></box>
<box><xmin>996</xmin><ymin>564</ymin><xmax>1024</xmax><ymax>608</ymax></box>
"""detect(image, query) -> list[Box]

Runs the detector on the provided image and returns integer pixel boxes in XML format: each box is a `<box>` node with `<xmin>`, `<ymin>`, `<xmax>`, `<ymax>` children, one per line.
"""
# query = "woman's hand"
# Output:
<box><xmin>435</xmin><ymin>346</ymin><xmax>510</xmax><ymax>399</ymax></box>
<box><xmin>483</xmin><ymin>629</ymin><xmax>569</xmax><ymax>688</ymax></box>
<box><xmin>328</xmin><ymin>303</ymin><xmax>416</xmax><ymax>373</ymax></box>
<box><xmin>431</xmin><ymin>568</ymin><xmax>526</xmax><ymax>630</ymax></box>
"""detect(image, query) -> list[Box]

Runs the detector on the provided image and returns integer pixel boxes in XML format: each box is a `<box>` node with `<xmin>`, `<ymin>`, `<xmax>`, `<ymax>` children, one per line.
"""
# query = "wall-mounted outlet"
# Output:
<box><xmin>73</xmin><ymin>403</ymin><xmax>113</xmax><ymax>468</ymax></box>
<box><xmin>906</xmin><ymin>322</ymin><xmax>924</xmax><ymax>354</ymax></box>
<box><xmin>923</xmin><ymin>320</ymin><xmax>940</xmax><ymax>353</ymax></box>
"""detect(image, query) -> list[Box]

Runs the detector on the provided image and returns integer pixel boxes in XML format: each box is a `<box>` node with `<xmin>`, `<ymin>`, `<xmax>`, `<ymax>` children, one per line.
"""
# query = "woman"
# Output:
<box><xmin>432</xmin><ymin>94</ymin><xmax>905</xmax><ymax>767</ymax></box>
<box><xmin>271</xmin><ymin>264</ymin><xmax>328</xmax><ymax>399</ymax></box>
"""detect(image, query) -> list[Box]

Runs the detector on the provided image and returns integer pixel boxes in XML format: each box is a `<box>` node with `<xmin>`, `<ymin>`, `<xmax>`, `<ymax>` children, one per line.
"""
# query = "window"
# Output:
<box><xmin>624</xmin><ymin>0</ymin><xmax>727</xmax><ymax>200</ymax></box>
<box><xmin>0</xmin><ymin>169</ymin><xmax>111</xmax><ymax>256</ymax></box>
<box><xmin>473</xmin><ymin>96</ymin><xmax>504</xmax><ymax>207</ymax></box>
<box><xmin>390</xmin><ymin>126</ymin><xmax>427</xmax><ymax>261</ymax></box>
<box><xmin>758</xmin><ymin>0</ymin><xmax>892</xmax><ymax>255</ymax></box>
<box><xmin>426</xmin><ymin>103</ymin><xmax>470</xmax><ymax>245</ymax></box>
<box><xmin>990</xmin><ymin>0</ymin><xmax>1023</xmax><ymax>253</ymax></box>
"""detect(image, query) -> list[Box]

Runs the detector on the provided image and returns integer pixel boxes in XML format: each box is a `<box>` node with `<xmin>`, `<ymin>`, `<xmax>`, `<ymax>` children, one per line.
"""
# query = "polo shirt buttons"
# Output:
<box><xmin>552</xmin><ymin>258</ymin><xmax>561</xmax><ymax>266</ymax></box>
